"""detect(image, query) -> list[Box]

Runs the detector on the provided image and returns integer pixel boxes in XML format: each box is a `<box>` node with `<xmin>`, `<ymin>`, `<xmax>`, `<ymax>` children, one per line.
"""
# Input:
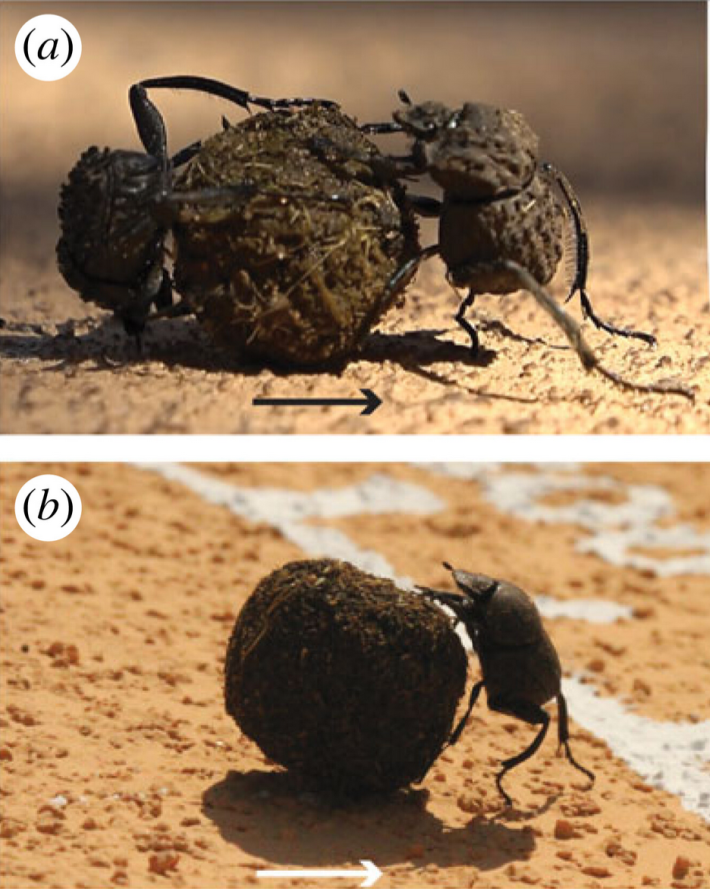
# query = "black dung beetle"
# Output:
<box><xmin>419</xmin><ymin>563</ymin><xmax>595</xmax><ymax>806</ymax></box>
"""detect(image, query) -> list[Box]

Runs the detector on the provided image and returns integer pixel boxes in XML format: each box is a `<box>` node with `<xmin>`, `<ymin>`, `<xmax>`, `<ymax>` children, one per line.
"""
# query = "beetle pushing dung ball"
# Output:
<box><xmin>224</xmin><ymin>559</ymin><xmax>467</xmax><ymax>796</ymax></box>
<box><xmin>57</xmin><ymin>76</ymin><xmax>419</xmax><ymax>363</ymax></box>
<box><xmin>419</xmin><ymin>563</ymin><xmax>595</xmax><ymax>806</ymax></box>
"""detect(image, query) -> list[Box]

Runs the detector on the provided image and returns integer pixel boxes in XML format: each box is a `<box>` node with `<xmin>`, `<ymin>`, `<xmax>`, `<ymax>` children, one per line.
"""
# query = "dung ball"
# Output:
<box><xmin>224</xmin><ymin>559</ymin><xmax>467</xmax><ymax>795</ymax></box>
<box><xmin>173</xmin><ymin>104</ymin><xmax>419</xmax><ymax>366</ymax></box>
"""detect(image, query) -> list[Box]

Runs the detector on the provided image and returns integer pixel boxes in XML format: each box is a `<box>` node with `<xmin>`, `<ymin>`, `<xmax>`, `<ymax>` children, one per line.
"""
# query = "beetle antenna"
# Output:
<box><xmin>398</xmin><ymin>88</ymin><xmax>412</xmax><ymax>106</ymax></box>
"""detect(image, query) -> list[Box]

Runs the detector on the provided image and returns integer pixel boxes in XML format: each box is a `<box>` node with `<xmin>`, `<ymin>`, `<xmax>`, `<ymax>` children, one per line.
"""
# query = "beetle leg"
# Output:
<box><xmin>556</xmin><ymin>692</ymin><xmax>596</xmax><ymax>786</ymax></box>
<box><xmin>417</xmin><ymin>587</ymin><xmax>465</xmax><ymax>608</ymax></box>
<box><xmin>541</xmin><ymin>161</ymin><xmax>656</xmax><ymax>347</ymax></box>
<box><xmin>129</xmin><ymin>84</ymin><xmax>169</xmax><ymax>166</ymax></box>
<box><xmin>578</xmin><ymin>289</ymin><xmax>657</xmax><ymax>346</ymax></box>
<box><xmin>137</xmin><ymin>75</ymin><xmax>338</xmax><ymax>114</ymax></box>
<box><xmin>151</xmin><ymin>268</ymin><xmax>174</xmax><ymax>312</ymax></box>
<box><xmin>496</xmin><ymin>260</ymin><xmax>693</xmax><ymax>399</ymax></box>
<box><xmin>154</xmin><ymin>184</ymin><xmax>352</xmax><ymax>227</ymax></box>
<box><xmin>386</xmin><ymin>243</ymin><xmax>440</xmax><ymax>296</ymax></box>
<box><xmin>309</xmin><ymin>134</ymin><xmax>421</xmax><ymax>183</ymax></box>
<box><xmin>359</xmin><ymin>121</ymin><xmax>405</xmax><ymax>135</ymax></box>
<box><xmin>453</xmin><ymin>289</ymin><xmax>480</xmax><ymax>355</ymax></box>
<box><xmin>120</xmin><ymin>311</ymin><xmax>147</xmax><ymax>353</ymax></box>
<box><xmin>449</xmin><ymin>679</ymin><xmax>485</xmax><ymax>747</ymax></box>
<box><xmin>488</xmin><ymin>697</ymin><xmax>551</xmax><ymax>806</ymax></box>
<box><xmin>170</xmin><ymin>139</ymin><xmax>203</xmax><ymax>169</ymax></box>
<box><xmin>407</xmin><ymin>194</ymin><xmax>442</xmax><ymax>218</ymax></box>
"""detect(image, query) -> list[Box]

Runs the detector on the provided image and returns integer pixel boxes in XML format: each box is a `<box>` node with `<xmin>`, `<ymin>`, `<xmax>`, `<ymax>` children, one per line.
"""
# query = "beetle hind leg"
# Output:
<box><xmin>542</xmin><ymin>162</ymin><xmax>656</xmax><ymax>348</ymax></box>
<box><xmin>578</xmin><ymin>289</ymin><xmax>657</xmax><ymax>347</ymax></box>
<box><xmin>453</xmin><ymin>288</ymin><xmax>480</xmax><ymax>355</ymax></box>
<box><xmin>488</xmin><ymin>697</ymin><xmax>551</xmax><ymax>807</ymax></box>
<box><xmin>497</xmin><ymin>259</ymin><xmax>693</xmax><ymax>399</ymax></box>
<box><xmin>556</xmin><ymin>692</ymin><xmax>596</xmax><ymax>786</ymax></box>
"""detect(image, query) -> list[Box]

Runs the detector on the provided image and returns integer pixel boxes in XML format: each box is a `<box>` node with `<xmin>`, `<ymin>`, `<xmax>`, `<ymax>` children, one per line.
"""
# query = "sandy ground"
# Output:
<box><xmin>1</xmin><ymin>3</ymin><xmax>708</xmax><ymax>434</ymax></box>
<box><xmin>2</xmin><ymin>462</ymin><xmax>710</xmax><ymax>889</ymax></box>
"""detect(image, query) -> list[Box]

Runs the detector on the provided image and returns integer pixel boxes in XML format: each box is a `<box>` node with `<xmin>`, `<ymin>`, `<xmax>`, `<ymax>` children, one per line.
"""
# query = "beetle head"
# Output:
<box><xmin>57</xmin><ymin>146</ymin><xmax>169</xmax><ymax>321</ymax></box>
<box><xmin>392</xmin><ymin>91</ymin><xmax>457</xmax><ymax>141</ymax></box>
<box><xmin>442</xmin><ymin>562</ymin><xmax>498</xmax><ymax>622</ymax></box>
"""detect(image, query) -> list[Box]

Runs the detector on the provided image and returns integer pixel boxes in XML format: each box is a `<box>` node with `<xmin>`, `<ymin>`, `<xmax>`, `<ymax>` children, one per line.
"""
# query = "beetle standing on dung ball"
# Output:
<box><xmin>56</xmin><ymin>76</ymin><xmax>418</xmax><ymax>362</ymax></box>
<box><xmin>419</xmin><ymin>563</ymin><xmax>596</xmax><ymax>807</ymax></box>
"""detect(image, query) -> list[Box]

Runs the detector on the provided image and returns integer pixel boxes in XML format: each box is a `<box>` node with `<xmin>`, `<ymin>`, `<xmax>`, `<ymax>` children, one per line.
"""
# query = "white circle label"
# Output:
<box><xmin>15</xmin><ymin>475</ymin><xmax>83</xmax><ymax>541</ymax></box>
<box><xmin>15</xmin><ymin>15</ymin><xmax>82</xmax><ymax>81</ymax></box>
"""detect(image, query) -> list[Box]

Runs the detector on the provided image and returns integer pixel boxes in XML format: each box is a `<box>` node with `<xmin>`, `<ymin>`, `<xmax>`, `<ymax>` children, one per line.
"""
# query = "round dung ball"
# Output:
<box><xmin>224</xmin><ymin>559</ymin><xmax>467</xmax><ymax>795</ymax></box>
<box><xmin>172</xmin><ymin>104</ymin><xmax>419</xmax><ymax>366</ymax></box>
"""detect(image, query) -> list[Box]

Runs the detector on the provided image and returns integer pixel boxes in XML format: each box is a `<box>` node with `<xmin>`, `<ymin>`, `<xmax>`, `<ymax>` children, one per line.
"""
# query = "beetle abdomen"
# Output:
<box><xmin>479</xmin><ymin>636</ymin><xmax>562</xmax><ymax>708</ymax></box>
<box><xmin>439</xmin><ymin>175</ymin><xmax>563</xmax><ymax>293</ymax></box>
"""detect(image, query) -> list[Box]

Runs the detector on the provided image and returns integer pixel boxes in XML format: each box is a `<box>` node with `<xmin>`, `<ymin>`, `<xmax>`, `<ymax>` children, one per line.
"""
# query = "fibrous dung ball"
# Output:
<box><xmin>172</xmin><ymin>104</ymin><xmax>419</xmax><ymax>366</ymax></box>
<box><xmin>224</xmin><ymin>559</ymin><xmax>467</xmax><ymax>795</ymax></box>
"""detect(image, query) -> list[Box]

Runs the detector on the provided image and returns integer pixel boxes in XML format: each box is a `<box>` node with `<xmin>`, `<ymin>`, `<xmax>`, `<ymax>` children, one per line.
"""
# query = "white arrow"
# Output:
<box><xmin>257</xmin><ymin>860</ymin><xmax>382</xmax><ymax>887</ymax></box>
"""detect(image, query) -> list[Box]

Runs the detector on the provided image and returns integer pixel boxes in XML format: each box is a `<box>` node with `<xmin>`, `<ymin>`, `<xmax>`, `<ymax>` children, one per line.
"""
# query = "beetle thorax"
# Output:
<box><xmin>426</xmin><ymin>103</ymin><xmax>540</xmax><ymax>200</ymax></box>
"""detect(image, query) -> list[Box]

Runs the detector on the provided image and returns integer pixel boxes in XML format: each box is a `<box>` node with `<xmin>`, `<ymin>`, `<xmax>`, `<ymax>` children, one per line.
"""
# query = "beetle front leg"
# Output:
<box><xmin>154</xmin><ymin>184</ymin><xmax>353</xmax><ymax>228</ymax></box>
<box><xmin>407</xmin><ymin>194</ymin><xmax>442</xmax><ymax>218</ymax></box>
<box><xmin>449</xmin><ymin>679</ymin><xmax>485</xmax><ymax>747</ymax></box>
<box><xmin>384</xmin><ymin>243</ymin><xmax>440</xmax><ymax>299</ymax></box>
<box><xmin>359</xmin><ymin>120</ymin><xmax>404</xmax><ymax>136</ymax></box>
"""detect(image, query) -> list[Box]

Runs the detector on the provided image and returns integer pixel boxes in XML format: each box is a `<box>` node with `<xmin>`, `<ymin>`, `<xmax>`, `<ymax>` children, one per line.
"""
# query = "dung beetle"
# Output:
<box><xmin>56</xmin><ymin>76</ymin><xmax>338</xmax><ymax>343</ymax></box>
<box><xmin>359</xmin><ymin>92</ymin><xmax>694</xmax><ymax>399</ymax></box>
<box><xmin>419</xmin><ymin>563</ymin><xmax>595</xmax><ymax>807</ymax></box>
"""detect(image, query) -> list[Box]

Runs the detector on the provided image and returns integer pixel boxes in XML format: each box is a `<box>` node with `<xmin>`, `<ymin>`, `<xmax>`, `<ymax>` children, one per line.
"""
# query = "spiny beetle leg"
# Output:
<box><xmin>137</xmin><ymin>74</ymin><xmax>338</xmax><ymax>114</ymax></box>
<box><xmin>542</xmin><ymin>161</ymin><xmax>656</xmax><ymax>348</ymax></box>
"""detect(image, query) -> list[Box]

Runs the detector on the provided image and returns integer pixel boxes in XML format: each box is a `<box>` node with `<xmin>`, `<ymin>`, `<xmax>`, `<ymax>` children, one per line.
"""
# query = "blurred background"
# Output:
<box><xmin>1</xmin><ymin>1</ymin><xmax>705</xmax><ymax>266</ymax></box>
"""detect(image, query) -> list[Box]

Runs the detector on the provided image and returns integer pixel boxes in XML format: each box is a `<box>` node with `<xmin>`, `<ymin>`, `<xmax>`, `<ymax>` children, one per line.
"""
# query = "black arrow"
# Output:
<box><xmin>253</xmin><ymin>388</ymin><xmax>382</xmax><ymax>416</ymax></box>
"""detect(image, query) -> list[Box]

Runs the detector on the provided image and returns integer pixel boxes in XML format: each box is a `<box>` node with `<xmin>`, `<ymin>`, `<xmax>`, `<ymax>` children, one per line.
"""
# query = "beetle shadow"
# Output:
<box><xmin>0</xmin><ymin>316</ymin><xmax>235</xmax><ymax>372</ymax></box>
<box><xmin>202</xmin><ymin>768</ymin><xmax>539</xmax><ymax>873</ymax></box>
<box><xmin>0</xmin><ymin>315</ymin><xmax>495</xmax><ymax>377</ymax></box>
<box><xmin>358</xmin><ymin>329</ymin><xmax>495</xmax><ymax>369</ymax></box>
<box><xmin>478</xmin><ymin>316</ymin><xmax>570</xmax><ymax>351</ymax></box>
<box><xmin>0</xmin><ymin>314</ymin><xmax>553</xmax><ymax>406</ymax></box>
